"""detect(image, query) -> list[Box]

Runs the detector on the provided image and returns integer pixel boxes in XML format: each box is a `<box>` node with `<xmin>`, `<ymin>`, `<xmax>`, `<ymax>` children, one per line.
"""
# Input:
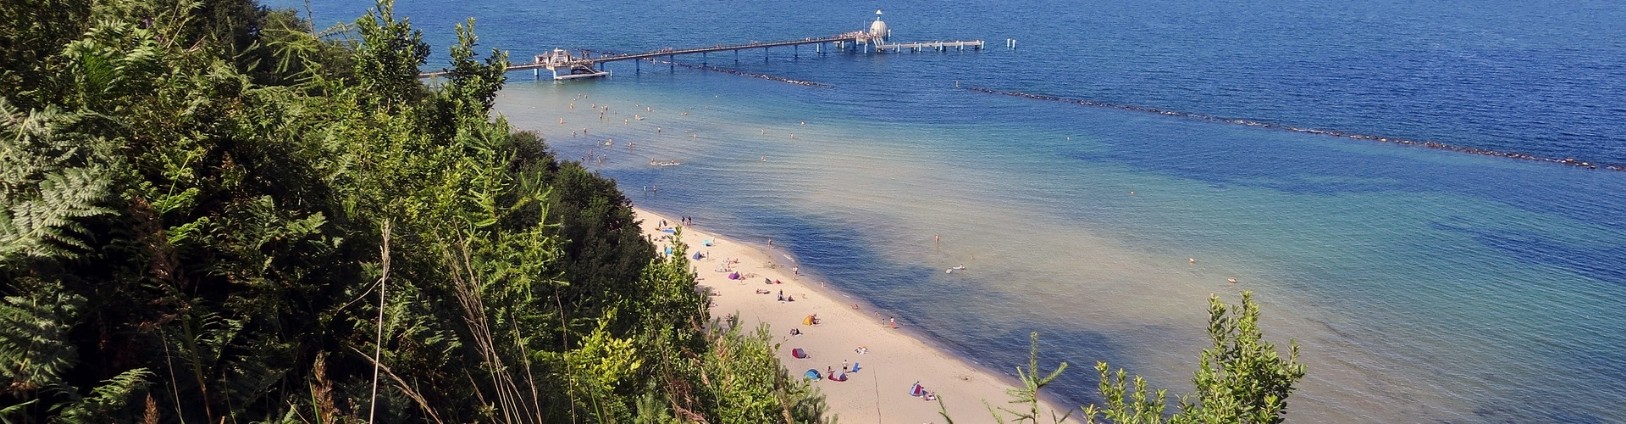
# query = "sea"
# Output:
<box><xmin>276</xmin><ymin>0</ymin><xmax>1626</xmax><ymax>422</ymax></box>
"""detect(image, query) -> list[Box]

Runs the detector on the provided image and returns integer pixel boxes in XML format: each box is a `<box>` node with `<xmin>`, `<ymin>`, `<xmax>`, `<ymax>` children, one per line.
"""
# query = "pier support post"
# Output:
<box><xmin>670</xmin><ymin>54</ymin><xmax>675</xmax><ymax>71</ymax></box>
<box><xmin>702</xmin><ymin>51</ymin><xmax>707</xmax><ymax>66</ymax></box>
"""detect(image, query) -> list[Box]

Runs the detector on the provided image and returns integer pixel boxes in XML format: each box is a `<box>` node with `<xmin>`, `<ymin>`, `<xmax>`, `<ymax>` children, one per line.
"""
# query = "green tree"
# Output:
<box><xmin>1084</xmin><ymin>291</ymin><xmax>1305</xmax><ymax>424</ymax></box>
<box><xmin>973</xmin><ymin>292</ymin><xmax>1305</xmax><ymax>424</ymax></box>
<box><xmin>3</xmin><ymin>0</ymin><xmax>834</xmax><ymax>421</ymax></box>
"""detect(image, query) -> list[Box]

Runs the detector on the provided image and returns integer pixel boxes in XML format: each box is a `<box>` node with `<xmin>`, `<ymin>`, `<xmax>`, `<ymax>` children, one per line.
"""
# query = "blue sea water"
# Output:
<box><xmin>280</xmin><ymin>0</ymin><xmax>1626</xmax><ymax>422</ymax></box>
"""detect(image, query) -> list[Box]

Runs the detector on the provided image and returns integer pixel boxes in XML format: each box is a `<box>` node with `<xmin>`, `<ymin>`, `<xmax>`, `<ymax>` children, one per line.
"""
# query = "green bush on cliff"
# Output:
<box><xmin>0</xmin><ymin>0</ymin><xmax>819</xmax><ymax>422</ymax></box>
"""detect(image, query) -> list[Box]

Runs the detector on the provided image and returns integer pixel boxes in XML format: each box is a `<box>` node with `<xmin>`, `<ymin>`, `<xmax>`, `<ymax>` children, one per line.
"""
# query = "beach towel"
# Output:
<box><xmin>662</xmin><ymin>228</ymin><xmax>676</xmax><ymax>234</ymax></box>
<box><xmin>803</xmin><ymin>369</ymin><xmax>822</xmax><ymax>381</ymax></box>
<box><xmin>792</xmin><ymin>348</ymin><xmax>809</xmax><ymax>359</ymax></box>
<box><xmin>703</xmin><ymin>239</ymin><xmax>714</xmax><ymax>246</ymax></box>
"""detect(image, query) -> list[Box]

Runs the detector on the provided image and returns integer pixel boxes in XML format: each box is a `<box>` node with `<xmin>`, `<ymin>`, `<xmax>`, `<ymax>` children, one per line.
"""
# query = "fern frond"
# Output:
<box><xmin>55</xmin><ymin>368</ymin><xmax>154</xmax><ymax>420</ymax></box>
<box><xmin>0</xmin><ymin>284</ymin><xmax>85</xmax><ymax>392</ymax></box>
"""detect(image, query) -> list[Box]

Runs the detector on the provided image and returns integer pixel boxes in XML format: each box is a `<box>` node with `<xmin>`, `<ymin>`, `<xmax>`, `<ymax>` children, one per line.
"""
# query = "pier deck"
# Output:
<box><xmin>874</xmin><ymin>40</ymin><xmax>984</xmax><ymax>53</ymax></box>
<box><xmin>420</xmin><ymin>34</ymin><xmax>864</xmax><ymax>79</ymax></box>
<box><xmin>417</xmin><ymin>10</ymin><xmax>987</xmax><ymax>80</ymax></box>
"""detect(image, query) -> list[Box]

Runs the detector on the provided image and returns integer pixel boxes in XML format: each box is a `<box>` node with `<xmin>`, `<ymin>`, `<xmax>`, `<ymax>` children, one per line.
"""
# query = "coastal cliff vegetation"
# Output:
<box><xmin>1</xmin><ymin>0</ymin><xmax>1303</xmax><ymax>422</ymax></box>
<box><xmin>1</xmin><ymin>0</ymin><xmax>825</xmax><ymax>421</ymax></box>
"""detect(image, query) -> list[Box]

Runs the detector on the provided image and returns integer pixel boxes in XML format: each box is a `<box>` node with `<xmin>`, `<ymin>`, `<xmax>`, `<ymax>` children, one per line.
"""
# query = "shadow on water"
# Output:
<box><xmin>1438</xmin><ymin>222</ymin><xmax>1626</xmax><ymax>285</ymax></box>
<box><xmin>1056</xmin><ymin>119</ymin><xmax>1626</xmax><ymax>229</ymax></box>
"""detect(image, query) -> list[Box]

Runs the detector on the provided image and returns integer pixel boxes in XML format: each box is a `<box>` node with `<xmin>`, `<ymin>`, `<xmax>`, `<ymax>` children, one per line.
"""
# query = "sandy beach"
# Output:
<box><xmin>635</xmin><ymin>208</ymin><xmax>1076</xmax><ymax>423</ymax></box>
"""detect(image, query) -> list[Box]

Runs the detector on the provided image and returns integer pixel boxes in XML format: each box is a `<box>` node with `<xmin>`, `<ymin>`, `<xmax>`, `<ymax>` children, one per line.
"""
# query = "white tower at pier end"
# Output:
<box><xmin>868</xmin><ymin>9</ymin><xmax>889</xmax><ymax>45</ymax></box>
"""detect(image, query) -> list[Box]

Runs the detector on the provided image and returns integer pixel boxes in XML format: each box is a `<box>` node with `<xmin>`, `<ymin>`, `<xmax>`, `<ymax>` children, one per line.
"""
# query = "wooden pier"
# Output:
<box><xmin>418</xmin><ymin>10</ymin><xmax>985</xmax><ymax>80</ymax></box>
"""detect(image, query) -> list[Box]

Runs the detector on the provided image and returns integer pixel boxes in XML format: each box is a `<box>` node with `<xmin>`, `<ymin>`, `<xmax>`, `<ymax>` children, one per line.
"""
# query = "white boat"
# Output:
<box><xmin>536</xmin><ymin>49</ymin><xmax>610</xmax><ymax>80</ymax></box>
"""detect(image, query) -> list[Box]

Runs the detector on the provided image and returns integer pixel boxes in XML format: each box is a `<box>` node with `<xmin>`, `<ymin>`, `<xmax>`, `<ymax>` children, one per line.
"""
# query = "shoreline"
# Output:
<box><xmin>633</xmin><ymin>207</ymin><xmax>1078</xmax><ymax>423</ymax></box>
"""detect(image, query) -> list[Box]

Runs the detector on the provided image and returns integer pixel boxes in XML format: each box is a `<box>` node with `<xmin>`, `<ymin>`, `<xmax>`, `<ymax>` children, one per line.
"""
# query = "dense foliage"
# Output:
<box><xmin>0</xmin><ymin>0</ymin><xmax>825</xmax><ymax>422</ymax></box>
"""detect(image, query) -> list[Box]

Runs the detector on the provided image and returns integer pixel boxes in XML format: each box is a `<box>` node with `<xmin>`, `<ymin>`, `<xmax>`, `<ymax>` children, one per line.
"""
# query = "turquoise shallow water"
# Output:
<box><xmin>284</xmin><ymin>0</ymin><xmax>1626</xmax><ymax>421</ymax></box>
